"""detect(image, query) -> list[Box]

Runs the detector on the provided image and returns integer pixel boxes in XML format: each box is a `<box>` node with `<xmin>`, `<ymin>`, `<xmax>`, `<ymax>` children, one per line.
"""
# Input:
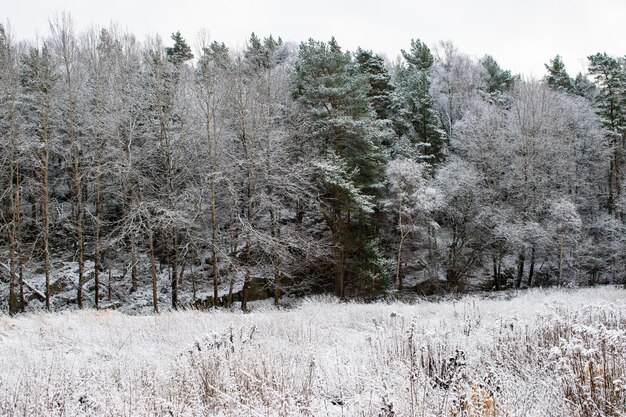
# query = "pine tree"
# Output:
<box><xmin>353</xmin><ymin>48</ymin><xmax>394</xmax><ymax>121</ymax></box>
<box><xmin>545</xmin><ymin>55</ymin><xmax>573</xmax><ymax>91</ymax></box>
<box><xmin>244</xmin><ymin>33</ymin><xmax>287</xmax><ymax>71</ymax></box>
<box><xmin>401</xmin><ymin>38</ymin><xmax>434</xmax><ymax>71</ymax></box>
<box><xmin>572</xmin><ymin>72</ymin><xmax>596</xmax><ymax>99</ymax></box>
<box><xmin>292</xmin><ymin>38</ymin><xmax>391</xmax><ymax>297</ymax></box>
<box><xmin>396</xmin><ymin>39</ymin><xmax>445</xmax><ymax>164</ymax></box>
<box><xmin>479</xmin><ymin>55</ymin><xmax>516</xmax><ymax>105</ymax></box>
<box><xmin>588</xmin><ymin>53</ymin><xmax>626</xmax><ymax>216</ymax></box>
<box><xmin>165</xmin><ymin>31</ymin><xmax>193</xmax><ymax>65</ymax></box>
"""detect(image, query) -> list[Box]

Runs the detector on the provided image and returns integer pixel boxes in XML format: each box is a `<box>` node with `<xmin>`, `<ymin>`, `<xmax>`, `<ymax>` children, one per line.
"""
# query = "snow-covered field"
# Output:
<box><xmin>1</xmin><ymin>287</ymin><xmax>625</xmax><ymax>416</ymax></box>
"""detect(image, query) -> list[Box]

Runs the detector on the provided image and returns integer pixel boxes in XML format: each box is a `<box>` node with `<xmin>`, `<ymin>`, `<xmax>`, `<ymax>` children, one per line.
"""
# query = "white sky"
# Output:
<box><xmin>3</xmin><ymin>0</ymin><xmax>625</xmax><ymax>77</ymax></box>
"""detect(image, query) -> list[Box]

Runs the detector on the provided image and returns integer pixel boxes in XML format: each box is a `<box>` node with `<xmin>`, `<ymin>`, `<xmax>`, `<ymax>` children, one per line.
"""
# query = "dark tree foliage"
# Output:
<box><xmin>545</xmin><ymin>55</ymin><xmax>574</xmax><ymax>91</ymax></box>
<box><xmin>166</xmin><ymin>31</ymin><xmax>193</xmax><ymax>64</ymax></box>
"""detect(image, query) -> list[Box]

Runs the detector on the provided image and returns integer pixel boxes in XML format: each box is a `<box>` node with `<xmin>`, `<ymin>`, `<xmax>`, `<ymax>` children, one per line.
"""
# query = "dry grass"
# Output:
<box><xmin>0</xmin><ymin>286</ymin><xmax>624</xmax><ymax>416</ymax></box>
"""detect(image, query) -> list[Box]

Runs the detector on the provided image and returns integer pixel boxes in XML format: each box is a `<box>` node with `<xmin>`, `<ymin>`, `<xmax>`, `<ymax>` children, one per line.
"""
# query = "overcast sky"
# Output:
<box><xmin>3</xmin><ymin>0</ymin><xmax>625</xmax><ymax>76</ymax></box>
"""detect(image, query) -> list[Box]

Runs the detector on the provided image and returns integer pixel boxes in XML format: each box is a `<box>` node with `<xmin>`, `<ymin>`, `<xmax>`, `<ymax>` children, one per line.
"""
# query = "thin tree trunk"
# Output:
<box><xmin>335</xmin><ymin>244</ymin><xmax>345</xmax><ymax>299</ymax></box>
<box><xmin>146</xmin><ymin>219</ymin><xmax>159</xmax><ymax>313</ymax></box>
<box><xmin>41</xmin><ymin>144</ymin><xmax>51</xmax><ymax>310</ymax></box>
<box><xmin>171</xmin><ymin>231</ymin><xmax>179</xmax><ymax>309</ymax></box>
<box><xmin>527</xmin><ymin>247</ymin><xmax>535</xmax><ymax>287</ymax></box>
<box><xmin>492</xmin><ymin>255</ymin><xmax>500</xmax><ymax>291</ymax></box>
<box><xmin>558</xmin><ymin>235</ymin><xmax>564</xmax><ymax>287</ymax></box>
<box><xmin>270</xmin><ymin>208</ymin><xmax>281</xmax><ymax>306</ymax></box>
<box><xmin>74</xmin><ymin>163</ymin><xmax>85</xmax><ymax>309</ymax></box>
<box><xmin>108</xmin><ymin>269</ymin><xmax>112</xmax><ymax>301</ymax></box>
<box><xmin>130</xmin><ymin>234</ymin><xmax>138</xmax><ymax>292</ymax></box>
<box><xmin>395</xmin><ymin>208</ymin><xmax>405</xmax><ymax>291</ymax></box>
<box><xmin>19</xmin><ymin>260</ymin><xmax>24</xmax><ymax>313</ymax></box>
<box><xmin>8</xmin><ymin>167</ymin><xmax>18</xmax><ymax>314</ymax></box>
<box><xmin>515</xmin><ymin>251</ymin><xmax>525</xmax><ymax>289</ymax></box>
<box><xmin>7</xmin><ymin>78</ymin><xmax>21</xmax><ymax>314</ymax></box>
<box><xmin>8</xmin><ymin>222</ymin><xmax>18</xmax><ymax>315</ymax></box>
<box><xmin>94</xmin><ymin>183</ymin><xmax>102</xmax><ymax>308</ymax></box>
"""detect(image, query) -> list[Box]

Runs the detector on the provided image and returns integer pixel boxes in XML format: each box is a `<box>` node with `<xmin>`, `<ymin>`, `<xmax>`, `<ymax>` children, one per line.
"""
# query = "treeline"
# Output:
<box><xmin>1</xmin><ymin>15</ymin><xmax>624</xmax><ymax>313</ymax></box>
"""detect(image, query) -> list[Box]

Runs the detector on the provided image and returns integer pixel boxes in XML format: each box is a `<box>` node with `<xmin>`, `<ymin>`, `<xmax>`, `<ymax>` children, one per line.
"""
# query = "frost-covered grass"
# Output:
<box><xmin>0</xmin><ymin>287</ymin><xmax>625</xmax><ymax>416</ymax></box>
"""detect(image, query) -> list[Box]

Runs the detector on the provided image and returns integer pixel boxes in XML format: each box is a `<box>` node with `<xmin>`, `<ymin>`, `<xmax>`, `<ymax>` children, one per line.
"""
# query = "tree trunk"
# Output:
<box><xmin>395</xmin><ymin>209</ymin><xmax>405</xmax><ymax>291</ymax></box>
<box><xmin>8</xmin><ymin>141</ymin><xmax>21</xmax><ymax>315</ymax></box>
<box><xmin>335</xmin><ymin>245</ymin><xmax>345</xmax><ymax>299</ymax></box>
<box><xmin>241</xmin><ymin>272</ymin><xmax>249</xmax><ymax>312</ymax></box>
<box><xmin>74</xmin><ymin>165</ymin><xmax>85</xmax><ymax>309</ymax></box>
<box><xmin>492</xmin><ymin>255</ymin><xmax>500</xmax><ymax>291</ymax></box>
<box><xmin>94</xmin><ymin>195</ymin><xmax>101</xmax><ymax>309</ymax></box>
<box><xmin>515</xmin><ymin>251</ymin><xmax>525</xmax><ymax>289</ymax></box>
<box><xmin>130</xmin><ymin>234</ymin><xmax>138</xmax><ymax>292</ymax></box>
<box><xmin>146</xmin><ymin>219</ymin><xmax>159</xmax><ymax>313</ymax></box>
<box><xmin>8</xmin><ymin>227</ymin><xmax>18</xmax><ymax>315</ymax></box>
<box><xmin>527</xmin><ymin>247</ymin><xmax>535</xmax><ymax>287</ymax></box>
<box><xmin>94</xmin><ymin>145</ymin><xmax>103</xmax><ymax>308</ymax></box>
<box><xmin>171</xmin><ymin>231</ymin><xmax>179</xmax><ymax>309</ymax></box>
<box><xmin>19</xmin><ymin>261</ymin><xmax>24</xmax><ymax>313</ymax></box>
<box><xmin>108</xmin><ymin>269</ymin><xmax>112</xmax><ymax>301</ymax></box>
<box><xmin>270</xmin><ymin>207</ymin><xmax>282</xmax><ymax>306</ymax></box>
<box><xmin>558</xmin><ymin>235</ymin><xmax>564</xmax><ymax>287</ymax></box>
<box><xmin>41</xmin><ymin>146</ymin><xmax>51</xmax><ymax>310</ymax></box>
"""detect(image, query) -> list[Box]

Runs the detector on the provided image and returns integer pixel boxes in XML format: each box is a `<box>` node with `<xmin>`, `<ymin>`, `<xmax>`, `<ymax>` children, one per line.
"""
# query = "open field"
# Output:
<box><xmin>1</xmin><ymin>287</ymin><xmax>625</xmax><ymax>416</ymax></box>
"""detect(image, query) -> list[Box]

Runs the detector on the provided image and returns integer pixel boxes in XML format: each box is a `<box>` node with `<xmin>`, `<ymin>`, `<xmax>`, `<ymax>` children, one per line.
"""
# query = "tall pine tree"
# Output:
<box><xmin>588</xmin><ymin>53</ymin><xmax>626</xmax><ymax>217</ymax></box>
<box><xmin>396</xmin><ymin>38</ymin><xmax>445</xmax><ymax>164</ymax></box>
<box><xmin>292</xmin><ymin>38</ymin><xmax>391</xmax><ymax>297</ymax></box>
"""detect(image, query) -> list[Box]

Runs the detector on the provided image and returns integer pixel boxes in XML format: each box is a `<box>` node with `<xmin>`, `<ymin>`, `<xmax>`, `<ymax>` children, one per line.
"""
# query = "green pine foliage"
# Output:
<box><xmin>479</xmin><ymin>55</ymin><xmax>516</xmax><ymax>106</ymax></box>
<box><xmin>572</xmin><ymin>72</ymin><xmax>596</xmax><ymax>99</ymax></box>
<box><xmin>353</xmin><ymin>48</ymin><xmax>394</xmax><ymax>122</ymax></box>
<box><xmin>395</xmin><ymin>39</ymin><xmax>445</xmax><ymax>164</ymax></box>
<box><xmin>292</xmin><ymin>38</ymin><xmax>391</xmax><ymax>296</ymax></box>
<box><xmin>545</xmin><ymin>55</ymin><xmax>573</xmax><ymax>91</ymax></box>
<box><xmin>165</xmin><ymin>31</ymin><xmax>193</xmax><ymax>64</ymax></box>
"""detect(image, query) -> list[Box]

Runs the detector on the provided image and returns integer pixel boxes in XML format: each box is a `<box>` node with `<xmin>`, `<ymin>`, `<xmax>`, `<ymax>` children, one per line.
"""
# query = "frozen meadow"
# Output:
<box><xmin>1</xmin><ymin>287</ymin><xmax>625</xmax><ymax>416</ymax></box>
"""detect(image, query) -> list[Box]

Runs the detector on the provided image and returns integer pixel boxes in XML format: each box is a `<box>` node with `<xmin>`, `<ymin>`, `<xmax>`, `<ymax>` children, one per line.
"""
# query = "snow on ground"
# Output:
<box><xmin>0</xmin><ymin>286</ymin><xmax>625</xmax><ymax>416</ymax></box>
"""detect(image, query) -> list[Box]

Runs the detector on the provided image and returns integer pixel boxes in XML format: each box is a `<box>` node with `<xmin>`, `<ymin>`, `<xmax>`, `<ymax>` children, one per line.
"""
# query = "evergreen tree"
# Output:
<box><xmin>199</xmin><ymin>41</ymin><xmax>229</xmax><ymax>70</ymax></box>
<box><xmin>165</xmin><ymin>31</ymin><xmax>193</xmax><ymax>65</ymax></box>
<box><xmin>479</xmin><ymin>55</ymin><xmax>516</xmax><ymax>104</ymax></box>
<box><xmin>572</xmin><ymin>72</ymin><xmax>596</xmax><ymax>99</ymax></box>
<box><xmin>353</xmin><ymin>48</ymin><xmax>394</xmax><ymax>121</ymax></box>
<box><xmin>244</xmin><ymin>33</ymin><xmax>287</xmax><ymax>71</ymax></box>
<box><xmin>588</xmin><ymin>53</ymin><xmax>626</xmax><ymax>216</ymax></box>
<box><xmin>292</xmin><ymin>38</ymin><xmax>391</xmax><ymax>297</ymax></box>
<box><xmin>396</xmin><ymin>39</ymin><xmax>445</xmax><ymax>164</ymax></box>
<box><xmin>401</xmin><ymin>38</ymin><xmax>434</xmax><ymax>71</ymax></box>
<box><xmin>545</xmin><ymin>55</ymin><xmax>573</xmax><ymax>91</ymax></box>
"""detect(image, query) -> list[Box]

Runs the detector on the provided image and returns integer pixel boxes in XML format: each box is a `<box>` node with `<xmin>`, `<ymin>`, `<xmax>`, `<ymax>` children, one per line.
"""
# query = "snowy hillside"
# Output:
<box><xmin>1</xmin><ymin>286</ymin><xmax>624</xmax><ymax>416</ymax></box>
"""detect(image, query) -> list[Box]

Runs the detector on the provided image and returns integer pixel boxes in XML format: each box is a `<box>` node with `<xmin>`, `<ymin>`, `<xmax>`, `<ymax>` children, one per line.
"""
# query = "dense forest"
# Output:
<box><xmin>1</xmin><ymin>15</ymin><xmax>624</xmax><ymax>314</ymax></box>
